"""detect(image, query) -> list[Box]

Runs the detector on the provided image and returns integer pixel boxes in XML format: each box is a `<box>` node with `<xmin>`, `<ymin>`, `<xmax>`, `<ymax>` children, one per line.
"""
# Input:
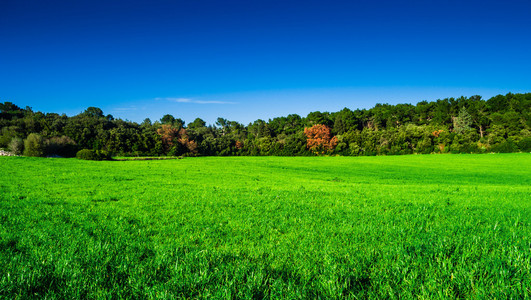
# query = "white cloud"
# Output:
<box><xmin>173</xmin><ymin>98</ymin><xmax>192</xmax><ymax>103</ymax></box>
<box><xmin>158</xmin><ymin>97</ymin><xmax>237</xmax><ymax>104</ymax></box>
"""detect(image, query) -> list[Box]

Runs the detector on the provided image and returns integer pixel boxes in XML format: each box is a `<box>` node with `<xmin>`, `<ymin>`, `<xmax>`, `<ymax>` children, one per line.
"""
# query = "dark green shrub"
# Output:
<box><xmin>76</xmin><ymin>149</ymin><xmax>112</xmax><ymax>160</ymax></box>
<box><xmin>491</xmin><ymin>140</ymin><xmax>518</xmax><ymax>153</ymax></box>
<box><xmin>518</xmin><ymin>137</ymin><xmax>531</xmax><ymax>152</ymax></box>
<box><xmin>45</xmin><ymin>136</ymin><xmax>77</xmax><ymax>157</ymax></box>
<box><xmin>76</xmin><ymin>149</ymin><xmax>97</xmax><ymax>160</ymax></box>
<box><xmin>23</xmin><ymin>133</ymin><xmax>45</xmax><ymax>157</ymax></box>
<box><xmin>0</xmin><ymin>126</ymin><xmax>21</xmax><ymax>148</ymax></box>
<box><xmin>95</xmin><ymin>150</ymin><xmax>111</xmax><ymax>160</ymax></box>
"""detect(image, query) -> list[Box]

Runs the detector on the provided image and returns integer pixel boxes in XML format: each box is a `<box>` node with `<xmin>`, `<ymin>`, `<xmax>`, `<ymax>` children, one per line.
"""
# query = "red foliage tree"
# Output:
<box><xmin>157</xmin><ymin>124</ymin><xmax>179</xmax><ymax>152</ymax></box>
<box><xmin>186</xmin><ymin>140</ymin><xmax>198</xmax><ymax>154</ymax></box>
<box><xmin>304</xmin><ymin>124</ymin><xmax>338</xmax><ymax>155</ymax></box>
<box><xmin>178</xmin><ymin>128</ymin><xmax>198</xmax><ymax>155</ymax></box>
<box><xmin>157</xmin><ymin>125</ymin><xmax>198</xmax><ymax>155</ymax></box>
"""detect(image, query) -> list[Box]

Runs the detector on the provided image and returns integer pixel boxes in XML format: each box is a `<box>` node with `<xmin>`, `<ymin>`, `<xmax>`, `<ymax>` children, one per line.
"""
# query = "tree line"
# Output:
<box><xmin>1</xmin><ymin>92</ymin><xmax>530</xmax><ymax>157</ymax></box>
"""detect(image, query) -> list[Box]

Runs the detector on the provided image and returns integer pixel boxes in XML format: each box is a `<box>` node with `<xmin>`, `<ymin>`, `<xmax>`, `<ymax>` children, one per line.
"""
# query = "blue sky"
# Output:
<box><xmin>1</xmin><ymin>0</ymin><xmax>530</xmax><ymax>125</ymax></box>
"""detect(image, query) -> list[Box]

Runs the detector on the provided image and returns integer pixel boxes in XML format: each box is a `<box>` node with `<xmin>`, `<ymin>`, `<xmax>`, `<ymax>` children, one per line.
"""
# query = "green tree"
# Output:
<box><xmin>83</xmin><ymin>107</ymin><xmax>104</xmax><ymax>118</ymax></box>
<box><xmin>305</xmin><ymin>111</ymin><xmax>332</xmax><ymax>127</ymax></box>
<box><xmin>248</xmin><ymin>119</ymin><xmax>271</xmax><ymax>139</ymax></box>
<box><xmin>23</xmin><ymin>133</ymin><xmax>45</xmax><ymax>157</ymax></box>
<box><xmin>8</xmin><ymin>137</ymin><xmax>24</xmax><ymax>155</ymax></box>
<box><xmin>161</xmin><ymin>114</ymin><xmax>175</xmax><ymax>125</ymax></box>
<box><xmin>453</xmin><ymin>107</ymin><xmax>473</xmax><ymax>134</ymax></box>
<box><xmin>332</xmin><ymin>108</ymin><xmax>358</xmax><ymax>134</ymax></box>
<box><xmin>188</xmin><ymin>118</ymin><xmax>206</xmax><ymax>130</ymax></box>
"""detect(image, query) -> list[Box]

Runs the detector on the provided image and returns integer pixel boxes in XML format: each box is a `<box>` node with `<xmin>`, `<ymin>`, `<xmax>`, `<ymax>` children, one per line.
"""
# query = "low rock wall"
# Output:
<box><xmin>0</xmin><ymin>149</ymin><xmax>17</xmax><ymax>156</ymax></box>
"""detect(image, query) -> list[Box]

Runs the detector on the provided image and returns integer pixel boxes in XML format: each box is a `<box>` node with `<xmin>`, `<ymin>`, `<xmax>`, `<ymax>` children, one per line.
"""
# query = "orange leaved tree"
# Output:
<box><xmin>304</xmin><ymin>124</ymin><xmax>338</xmax><ymax>155</ymax></box>
<box><xmin>177</xmin><ymin>128</ymin><xmax>198</xmax><ymax>155</ymax></box>
<box><xmin>157</xmin><ymin>125</ymin><xmax>198</xmax><ymax>155</ymax></box>
<box><xmin>157</xmin><ymin>124</ymin><xmax>179</xmax><ymax>153</ymax></box>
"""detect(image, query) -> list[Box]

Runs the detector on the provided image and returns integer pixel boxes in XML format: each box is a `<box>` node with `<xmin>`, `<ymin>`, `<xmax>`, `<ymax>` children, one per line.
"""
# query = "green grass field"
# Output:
<box><xmin>1</xmin><ymin>154</ymin><xmax>530</xmax><ymax>298</ymax></box>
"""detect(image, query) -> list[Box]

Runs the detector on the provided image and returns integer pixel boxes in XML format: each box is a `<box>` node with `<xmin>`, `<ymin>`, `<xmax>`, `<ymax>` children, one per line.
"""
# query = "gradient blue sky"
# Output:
<box><xmin>1</xmin><ymin>0</ymin><xmax>530</xmax><ymax>124</ymax></box>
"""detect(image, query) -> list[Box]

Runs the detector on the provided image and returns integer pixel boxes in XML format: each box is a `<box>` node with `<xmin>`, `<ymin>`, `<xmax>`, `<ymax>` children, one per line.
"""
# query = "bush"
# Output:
<box><xmin>491</xmin><ymin>140</ymin><xmax>518</xmax><ymax>153</ymax></box>
<box><xmin>95</xmin><ymin>150</ymin><xmax>111</xmax><ymax>160</ymax></box>
<box><xmin>0</xmin><ymin>126</ymin><xmax>21</xmax><ymax>148</ymax></box>
<box><xmin>23</xmin><ymin>133</ymin><xmax>45</xmax><ymax>157</ymax></box>
<box><xmin>76</xmin><ymin>149</ymin><xmax>111</xmax><ymax>161</ymax></box>
<box><xmin>518</xmin><ymin>137</ymin><xmax>531</xmax><ymax>152</ymax></box>
<box><xmin>45</xmin><ymin>136</ymin><xmax>77</xmax><ymax>157</ymax></box>
<box><xmin>76</xmin><ymin>149</ymin><xmax>96</xmax><ymax>160</ymax></box>
<box><xmin>8</xmin><ymin>137</ymin><xmax>24</xmax><ymax>155</ymax></box>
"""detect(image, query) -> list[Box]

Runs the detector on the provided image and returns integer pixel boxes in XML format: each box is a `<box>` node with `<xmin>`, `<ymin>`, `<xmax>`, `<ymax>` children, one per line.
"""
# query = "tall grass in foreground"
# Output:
<box><xmin>0</xmin><ymin>154</ymin><xmax>530</xmax><ymax>298</ymax></box>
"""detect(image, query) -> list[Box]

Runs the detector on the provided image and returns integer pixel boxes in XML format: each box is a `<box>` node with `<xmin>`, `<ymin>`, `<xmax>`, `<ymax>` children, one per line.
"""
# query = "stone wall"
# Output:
<box><xmin>0</xmin><ymin>149</ymin><xmax>17</xmax><ymax>156</ymax></box>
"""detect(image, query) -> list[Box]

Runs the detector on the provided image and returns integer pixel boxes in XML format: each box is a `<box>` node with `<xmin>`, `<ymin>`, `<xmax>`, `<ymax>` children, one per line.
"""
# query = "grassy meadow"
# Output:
<box><xmin>0</xmin><ymin>154</ymin><xmax>530</xmax><ymax>298</ymax></box>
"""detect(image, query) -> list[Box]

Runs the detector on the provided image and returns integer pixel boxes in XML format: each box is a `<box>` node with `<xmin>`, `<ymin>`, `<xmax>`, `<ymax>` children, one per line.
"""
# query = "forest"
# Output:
<box><xmin>1</xmin><ymin>92</ymin><xmax>530</xmax><ymax>157</ymax></box>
